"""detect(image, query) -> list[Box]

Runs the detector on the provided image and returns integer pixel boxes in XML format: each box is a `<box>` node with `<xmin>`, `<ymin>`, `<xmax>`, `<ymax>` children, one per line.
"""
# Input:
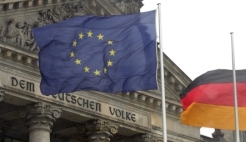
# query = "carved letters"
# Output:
<box><xmin>11</xmin><ymin>77</ymin><xmax>35</xmax><ymax>92</ymax></box>
<box><xmin>109</xmin><ymin>107</ymin><xmax>136</xmax><ymax>122</ymax></box>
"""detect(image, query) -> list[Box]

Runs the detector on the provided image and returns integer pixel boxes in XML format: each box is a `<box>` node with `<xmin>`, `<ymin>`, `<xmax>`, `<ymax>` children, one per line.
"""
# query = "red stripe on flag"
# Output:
<box><xmin>181</xmin><ymin>83</ymin><xmax>246</xmax><ymax>110</ymax></box>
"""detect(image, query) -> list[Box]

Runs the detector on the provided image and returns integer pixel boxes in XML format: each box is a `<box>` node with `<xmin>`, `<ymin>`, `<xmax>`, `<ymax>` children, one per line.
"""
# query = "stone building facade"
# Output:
<box><xmin>0</xmin><ymin>0</ymin><xmax>217</xmax><ymax>141</ymax></box>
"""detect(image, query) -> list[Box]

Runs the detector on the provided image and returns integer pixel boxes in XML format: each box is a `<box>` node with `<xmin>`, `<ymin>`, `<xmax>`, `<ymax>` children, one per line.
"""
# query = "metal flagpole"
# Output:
<box><xmin>230</xmin><ymin>32</ymin><xmax>240</xmax><ymax>142</ymax></box>
<box><xmin>158</xmin><ymin>3</ymin><xmax>167</xmax><ymax>142</ymax></box>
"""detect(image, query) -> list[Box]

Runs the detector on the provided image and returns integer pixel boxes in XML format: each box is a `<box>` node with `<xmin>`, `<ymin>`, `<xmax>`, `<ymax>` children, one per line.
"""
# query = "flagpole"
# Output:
<box><xmin>158</xmin><ymin>3</ymin><xmax>167</xmax><ymax>142</ymax></box>
<box><xmin>230</xmin><ymin>32</ymin><xmax>240</xmax><ymax>142</ymax></box>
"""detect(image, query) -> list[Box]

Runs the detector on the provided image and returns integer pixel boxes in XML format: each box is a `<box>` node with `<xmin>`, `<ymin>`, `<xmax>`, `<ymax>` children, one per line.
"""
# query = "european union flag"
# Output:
<box><xmin>33</xmin><ymin>10</ymin><xmax>157</xmax><ymax>95</ymax></box>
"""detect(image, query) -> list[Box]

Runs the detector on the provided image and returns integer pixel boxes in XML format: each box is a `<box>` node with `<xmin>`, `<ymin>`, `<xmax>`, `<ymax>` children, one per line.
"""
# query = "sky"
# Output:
<box><xmin>141</xmin><ymin>0</ymin><xmax>246</xmax><ymax>138</ymax></box>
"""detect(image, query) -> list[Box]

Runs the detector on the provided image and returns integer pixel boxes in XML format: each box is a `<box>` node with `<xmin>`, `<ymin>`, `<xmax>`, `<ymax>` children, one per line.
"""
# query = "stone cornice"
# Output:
<box><xmin>0</xmin><ymin>41</ymin><xmax>39</xmax><ymax>69</ymax></box>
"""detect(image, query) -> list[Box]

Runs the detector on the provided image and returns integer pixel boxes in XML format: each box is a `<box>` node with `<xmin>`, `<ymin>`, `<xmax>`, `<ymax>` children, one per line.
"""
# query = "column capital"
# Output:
<box><xmin>126</xmin><ymin>133</ymin><xmax>163</xmax><ymax>142</ymax></box>
<box><xmin>19</xmin><ymin>102</ymin><xmax>62</xmax><ymax>132</ymax></box>
<box><xmin>0</xmin><ymin>90</ymin><xmax>5</xmax><ymax>102</ymax></box>
<box><xmin>77</xmin><ymin>119</ymin><xmax>119</xmax><ymax>142</ymax></box>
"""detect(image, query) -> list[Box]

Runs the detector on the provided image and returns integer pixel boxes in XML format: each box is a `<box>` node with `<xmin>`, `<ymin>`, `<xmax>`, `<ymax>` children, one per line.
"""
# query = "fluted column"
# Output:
<box><xmin>19</xmin><ymin>102</ymin><xmax>62</xmax><ymax>142</ymax></box>
<box><xmin>126</xmin><ymin>133</ymin><xmax>163</xmax><ymax>142</ymax></box>
<box><xmin>77</xmin><ymin>119</ymin><xmax>118</xmax><ymax>142</ymax></box>
<box><xmin>0</xmin><ymin>90</ymin><xmax>5</xmax><ymax>102</ymax></box>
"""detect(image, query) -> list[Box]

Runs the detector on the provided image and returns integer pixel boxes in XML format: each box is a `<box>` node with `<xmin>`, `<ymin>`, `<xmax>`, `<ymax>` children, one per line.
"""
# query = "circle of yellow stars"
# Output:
<box><xmin>70</xmin><ymin>30</ymin><xmax>116</xmax><ymax>76</ymax></box>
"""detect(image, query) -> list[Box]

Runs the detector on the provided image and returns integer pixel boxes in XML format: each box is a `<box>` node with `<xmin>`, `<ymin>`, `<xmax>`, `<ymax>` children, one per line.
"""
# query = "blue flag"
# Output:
<box><xmin>33</xmin><ymin>10</ymin><xmax>157</xmax><ymax>95</ymax></box>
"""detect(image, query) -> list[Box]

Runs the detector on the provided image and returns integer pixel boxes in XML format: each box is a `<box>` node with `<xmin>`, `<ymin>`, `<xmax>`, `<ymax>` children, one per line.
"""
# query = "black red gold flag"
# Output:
<box><xmin>180</xmin><ymin>69</ymin><xmax>246</xmax><ymax>130</ymax></box>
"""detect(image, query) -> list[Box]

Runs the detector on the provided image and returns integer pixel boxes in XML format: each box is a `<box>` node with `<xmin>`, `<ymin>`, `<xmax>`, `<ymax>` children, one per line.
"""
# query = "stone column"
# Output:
<box><xmin>77</xmin><ymin>119</ymin><xmax>118</xmax><ymax>142</ymax></box>
<box><xmin>19</xmin><ymin>102</ymin><xmax>62</xmax><ymax>142</ymax></box>
<box><xmin>0</xmin><ymin>90</ymin><xmax>5</xmax><ymax>102</ymax></box>
<box><xmin>126</xmin><ymin>133</ymin><xmax>163</xmax><ymax>142</ymax></box>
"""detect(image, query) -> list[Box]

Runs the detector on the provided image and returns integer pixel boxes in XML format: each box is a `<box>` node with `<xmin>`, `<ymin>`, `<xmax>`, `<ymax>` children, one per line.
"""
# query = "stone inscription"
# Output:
<box><xmin>109</xmin><ymin>107</ymin><xmax>136</xmax><ymax>122</ymax></box>
<box><xmin>0</xmin><ymin>72</ymin><xmax>150</xmax><ymax>128</ymax></box>
<box><xmin>52</xmin><ymin>93</ymin><xmax>137</xmax><ymax>122</ymax></box>
<box><xmin>11</xmin><ymin>77</ymin><xmax>35</xmax><ymax>92</ymax></box>
<box><xmin>52</xmin><ymin>93</ymin><xmax>101</xmax><ymax>112</ymax></box>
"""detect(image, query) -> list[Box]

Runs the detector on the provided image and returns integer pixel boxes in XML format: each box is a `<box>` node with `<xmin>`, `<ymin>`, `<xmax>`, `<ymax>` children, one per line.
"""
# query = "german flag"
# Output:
<box><xmin>180</xmin><ymin>69</ymin><xmax>246</xmax><ymax>130</ymax></box>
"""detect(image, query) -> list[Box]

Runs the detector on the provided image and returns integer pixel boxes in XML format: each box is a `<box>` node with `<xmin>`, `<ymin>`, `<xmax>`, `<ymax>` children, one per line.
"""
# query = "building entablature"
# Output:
<box><xmin>0</xmin><ymin>42</ymin><xmax>182</xmax><ymax>124</ymax></box>
<box><xmin>0</xmin><ymin>41</ymin><xmax>183</xmax><ymax>120</ymax></box>
<box><xmin>0</xmin><ymin>50</ymin><xmax>185</xmax><ymax>139</ymax></box>
<box><xmin>0</xmin><ymin>41</ymin><xmax>39</xmax><ymax>69</ymax></box>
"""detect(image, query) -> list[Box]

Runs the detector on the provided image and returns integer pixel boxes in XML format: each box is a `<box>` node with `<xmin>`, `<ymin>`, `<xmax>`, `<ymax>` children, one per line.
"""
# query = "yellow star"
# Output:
<box><xmin>79</xmin><ymin>32</ymin><xmax>84</xmax><ymax>39</ymax></box>
<box><xmin>87</xmin><ymin>30</ymin><xmax>93</xmax><ymax>37</ymax></box>
<box><xmin>109</xmin><ymin>49</ymin><xmax>116</xmax><ymax>56</ymax></box>
<box><xmin>73</xmin><ymin>40</ymin><xmax>77</xmax><ymax>47</ymax></box>
<box><xmin>84</xmin><ymin>66</ymin><xmax>90</xmax><ymax>72</ymax></box>
<box><xmin>97</xmin><ymin>33</ymin><xmax>104</xmax><ymax>40</ymax></box>
<box><xmin>70</xmin><ymin>51</ymin><xmax>75</xmax><ymax>57</ymax></box>
<box><xmin>107</xmin><ymin>60</ymin><xmax>113</xmax><ymax>66</ymax></box>
<box><xmin>75</xmin><ymin>59</ymin><xmax>81</xmax><ymax>65</ymax></box>
<box><xmin>108</xmin><ymin>40</ymin><xmax>113</xmax><ymax>45</ymax></box>
<box><xmin>94</xmin><ymin>69</ymin><xmax>100</xmax><ymax>76</ymax></box>
<box><xmin>104</xmin><ymin>67</ymin><xmax>107</xmax><ymax>73</ymax></box>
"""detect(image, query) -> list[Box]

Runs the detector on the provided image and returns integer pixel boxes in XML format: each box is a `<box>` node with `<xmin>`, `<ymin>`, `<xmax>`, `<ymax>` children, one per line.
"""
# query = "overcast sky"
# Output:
<box><xmin>141</xmin><ymin>0</ymin><xmax>246</xmax><ymax>138</ymax></box>
<box><xmin>142</xmin><ymin>0</ymin><xmax>246</xmax><ymax>80</ymax></box>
